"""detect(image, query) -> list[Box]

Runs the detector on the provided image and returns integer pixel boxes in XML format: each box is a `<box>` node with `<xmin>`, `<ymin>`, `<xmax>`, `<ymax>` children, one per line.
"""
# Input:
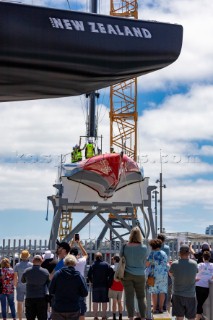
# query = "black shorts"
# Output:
<box><xmin>25</xmin><ymin>297</ymin><xmax>47</xmax><ymax>320</ymax></box>
<box><xmin>92</xmin><ymin>287</ymin><xmax>109</xmax><ymax>303</ymax></box>
<box><xmin>172</xmin><ymin>294</ymin><xmax>197</xmax><ymax>319</ymax></box>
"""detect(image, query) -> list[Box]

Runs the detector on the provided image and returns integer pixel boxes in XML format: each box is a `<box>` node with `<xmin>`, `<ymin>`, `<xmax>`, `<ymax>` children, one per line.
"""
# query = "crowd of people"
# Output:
<box><xmin>120</xmin><ymin>228</ymin><xmax>213</xmax><ymax>320</ymax></box>
<box><xmin>0</xmin><ymin>232</ymin><xmax>213</xmax><ymax>320</ymax></box>
<box><xmin>0</xmin><ymin>239</ymin><xmax>89</xmax><ymax>320</ymax></box>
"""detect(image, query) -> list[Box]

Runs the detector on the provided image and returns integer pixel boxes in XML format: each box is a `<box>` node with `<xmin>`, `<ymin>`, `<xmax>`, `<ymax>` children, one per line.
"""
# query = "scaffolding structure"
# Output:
<box><xmin>109</xmin><ymin>0</ymin><xmax>138</xmax><ymax>160</ymax></box>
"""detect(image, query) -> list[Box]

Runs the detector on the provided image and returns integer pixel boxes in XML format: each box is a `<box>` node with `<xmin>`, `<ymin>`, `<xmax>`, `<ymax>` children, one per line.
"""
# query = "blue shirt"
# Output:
<box><xmin>121</xmin><ymin>243</ymin><xmax>147</xmax><ymax>276</ymax></box>
<box><xmin>14</xmin><ymin>260</ymin><xmax>33</xmax><ymax>285</ymax></box>
<box><xmin>54</xmin><ymin>259</ymin><xmax>64</xmax><ymax>272</ymax></box>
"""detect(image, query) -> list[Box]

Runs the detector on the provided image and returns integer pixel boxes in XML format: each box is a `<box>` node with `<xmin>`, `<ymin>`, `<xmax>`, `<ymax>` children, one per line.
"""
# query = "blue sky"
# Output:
<box><xmin>0</xmin><ymin>0</ymin><xmax>213</xmax><ymax>244</ymax></box>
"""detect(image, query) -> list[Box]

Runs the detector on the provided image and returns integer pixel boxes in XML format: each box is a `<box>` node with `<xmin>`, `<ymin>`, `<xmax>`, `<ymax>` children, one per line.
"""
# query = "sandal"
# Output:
<box><xmin>152</xmin><ymin>310</ymin><xmax>158</xmax><ymax>314</ymax></box>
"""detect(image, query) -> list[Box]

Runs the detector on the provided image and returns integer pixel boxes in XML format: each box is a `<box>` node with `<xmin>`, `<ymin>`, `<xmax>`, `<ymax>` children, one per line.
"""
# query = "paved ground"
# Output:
<box><xmin>0</xmin><ymin>311</ymin><xmax>176</xmax><ymax>320</ymax></box>
<box><xmin>1</xmin><ymin>302</ymin><xmax>177</xmax><ymax>320</ymax></box>
<box><xmin>0</xmin><ymin>292</ymin><xmax>180</xmax><ymax>320</ymax></box>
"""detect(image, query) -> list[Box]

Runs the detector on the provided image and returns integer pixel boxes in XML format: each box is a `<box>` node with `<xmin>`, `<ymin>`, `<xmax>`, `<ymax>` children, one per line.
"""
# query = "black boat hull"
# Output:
<box><xmin>0</xmin><ymin>2</ymin><xmax>183</xmax><ymax>102</ymax></box>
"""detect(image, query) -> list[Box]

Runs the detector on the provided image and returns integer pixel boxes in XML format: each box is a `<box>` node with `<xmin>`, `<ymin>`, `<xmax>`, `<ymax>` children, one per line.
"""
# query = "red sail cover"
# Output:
<box><xmin>63</xmin><ymin>153</ymin><xmax>144</xmax><ymax>198</ymax></box>
<box><xmin>0</xmin><ymin>2</ymin><xmax>183</xmax><ymax>102</ymax></box>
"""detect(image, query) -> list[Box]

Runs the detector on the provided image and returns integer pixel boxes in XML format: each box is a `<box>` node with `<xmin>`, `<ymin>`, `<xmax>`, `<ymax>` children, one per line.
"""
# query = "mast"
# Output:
<box><xmin>88</xmin><ymin>0</ymin><xmax>98</xmax><ymax>139</ymax></box>
<box><xmin>88</xmin><ymin>92</ymin><xmax>96</xmax><ymax>138</ymax></box>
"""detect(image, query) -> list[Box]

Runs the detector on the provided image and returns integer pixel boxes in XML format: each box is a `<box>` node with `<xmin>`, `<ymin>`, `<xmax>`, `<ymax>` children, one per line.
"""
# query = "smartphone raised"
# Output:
<box><xmin>74</xmin><ymin>233</ymin><xmax>80</xmax><ymax>241</ymax></box>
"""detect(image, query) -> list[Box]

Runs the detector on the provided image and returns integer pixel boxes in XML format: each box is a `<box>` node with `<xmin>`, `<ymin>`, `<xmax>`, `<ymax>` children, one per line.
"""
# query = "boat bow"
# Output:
<box><xmin>62</xmin><ymin>153</ymin><xmax>143</xmax><ymax>198</ymax></box>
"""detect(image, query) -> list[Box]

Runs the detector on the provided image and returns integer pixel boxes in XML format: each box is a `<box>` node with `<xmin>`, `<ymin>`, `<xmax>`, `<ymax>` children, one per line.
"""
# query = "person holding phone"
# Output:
<box><xmin>70</xmin><ymin>234</ymin><xmax>88</xmax><ymax>320</ymax></box>
<box><xmin>50</xmin><ymin>241</ymin><xmax>70</xmax><ymax>280</ymax></box>
<box><xmin>74</xmin><ymin>234</ymin><xmax>80</xmax><ymax>241</ymax></box>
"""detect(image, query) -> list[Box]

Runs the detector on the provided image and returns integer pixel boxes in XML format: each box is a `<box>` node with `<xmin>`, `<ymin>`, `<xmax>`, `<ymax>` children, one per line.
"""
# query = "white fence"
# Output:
<box><xmin>2</xmin><ymin>238</ymin><xmax>212</xmax><ymax>263</ymax></box>
<box><xmin>0</xmin><ymin>239</ymin><xmax>123</xmax><ymax>267</ymax></box>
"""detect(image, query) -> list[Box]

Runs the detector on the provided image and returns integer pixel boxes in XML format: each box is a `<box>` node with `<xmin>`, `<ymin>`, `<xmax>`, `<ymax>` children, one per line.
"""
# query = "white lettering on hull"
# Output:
<box><xmin>49</xmin><ymin>17</ymin><xmax>152</xmax><ymax>39</ymax></box>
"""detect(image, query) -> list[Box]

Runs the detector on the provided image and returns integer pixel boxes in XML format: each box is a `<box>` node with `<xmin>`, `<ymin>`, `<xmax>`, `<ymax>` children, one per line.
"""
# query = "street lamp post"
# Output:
<box><xmin>156</xmin><ymin>172</ymin><xmax>166</xmax><ymax>233</ymax></box>
<box><xmin>152</xmin><ymin>190</ymin><xmax>159</xmax><ymax>234</ymax></box>
<box><xmin>159</xmin><ymin>172</ymin><xmax>163</xmax><ymax>233</ymax></box>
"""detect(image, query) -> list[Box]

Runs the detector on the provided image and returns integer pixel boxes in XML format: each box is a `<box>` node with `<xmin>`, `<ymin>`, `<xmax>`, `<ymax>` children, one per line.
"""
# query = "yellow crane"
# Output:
<box><xmin>58</xmin><ymin>209</ymin><xmax>73</xmax><ymax>241</ymax></box>
<box><xmin>109</xmin><ymin>0</ymin><xmax>139</xmax><ymax>221</ymax></box>
<box><xmin>110</xmin><ymin>0</ymin><xmax>138</xmax><ymax>161</ymax></box>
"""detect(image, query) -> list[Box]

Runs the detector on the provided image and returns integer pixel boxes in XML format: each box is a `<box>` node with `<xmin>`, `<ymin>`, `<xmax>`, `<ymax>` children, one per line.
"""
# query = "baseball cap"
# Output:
<box><xmin>179</xmin><ymin>244</ymin><xmax>190</xmax><ymax>253</ymax></box>
<box><xmin>56</xmin><ymin>240</ymin><xmax>70</xmax><ymax>253</ymax></box>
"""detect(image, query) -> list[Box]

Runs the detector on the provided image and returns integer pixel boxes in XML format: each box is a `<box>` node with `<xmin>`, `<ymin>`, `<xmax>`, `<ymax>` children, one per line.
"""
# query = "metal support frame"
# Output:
<box><xmin>48</xmin><ymin>196</ymin><xmax>62</xmax><ymax>248</ymax></box>
<box><xmin>48</xmin><ymin>184</ymin><xmax>156</xmax><ymax>249</ymax></box>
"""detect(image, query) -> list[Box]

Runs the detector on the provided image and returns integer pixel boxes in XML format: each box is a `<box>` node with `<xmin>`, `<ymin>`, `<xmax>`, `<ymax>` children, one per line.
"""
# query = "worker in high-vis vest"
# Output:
<box><xmin>85</xmin><ymin>140</ymin><xmax>95</xmax><ymax>159</ymax></box>
<box><xmin>71</xmin><ymin>146</ymin><xmax>78</xmax><ymax>163</ymax></box>
<box><xmin>75</xmin><ymin>145</ymin><xmax>83</xmax><ymax>161</ymax></box>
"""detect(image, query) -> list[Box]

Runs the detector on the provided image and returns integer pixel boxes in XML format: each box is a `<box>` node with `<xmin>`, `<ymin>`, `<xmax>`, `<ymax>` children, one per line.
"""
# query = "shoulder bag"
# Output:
<box><xmin>114</xmin><ymin>244</ymin><xmax>126</xmax><ymax>281</ymax></box>
<box><xmin>146</xmin><ymin>253</ymin><xmax>155</xmax><ymax>287</ymax></box>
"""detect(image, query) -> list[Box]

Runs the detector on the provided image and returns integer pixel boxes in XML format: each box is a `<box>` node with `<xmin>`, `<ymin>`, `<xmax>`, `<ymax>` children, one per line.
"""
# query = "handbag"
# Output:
<box><xmin>114</xmin><ymin>244</ymin><xmax>126</xmax><ymax>281</ymax></box>
<box><xmin>147</xmin><ymin>275</ymin><xmax>155</xmax><ymax>287</ymax></box>
<box><xmin>146</xmin><ymin>254</ymin><xmax>155</xmax><ymax>287</ymax></box>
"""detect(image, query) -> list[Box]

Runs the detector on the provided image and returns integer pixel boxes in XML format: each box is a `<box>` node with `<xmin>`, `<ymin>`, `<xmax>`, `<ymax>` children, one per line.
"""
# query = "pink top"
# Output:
<box><xmin>2</xmin><ymin>267</ymin><xmax>14</xmax><ymax>294</ymax></box>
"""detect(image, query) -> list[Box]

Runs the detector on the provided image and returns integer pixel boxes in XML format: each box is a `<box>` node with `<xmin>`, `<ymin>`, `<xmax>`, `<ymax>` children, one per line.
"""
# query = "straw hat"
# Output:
<box><xmin>20</xmin><ymin>250</ymin><xmax>30</xmax><ymax>260</ymax></box>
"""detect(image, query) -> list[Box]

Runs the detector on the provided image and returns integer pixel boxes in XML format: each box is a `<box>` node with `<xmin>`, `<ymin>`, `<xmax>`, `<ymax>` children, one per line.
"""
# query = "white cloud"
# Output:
<box><xmin>137</xmin><ymin>0</ymin><xmax>213</xmax><ymax>91</ymax></box>
<box><xmin>139</xmin><ymin>85</ymin><xmax>213</xmax><ymax>143</ymax></box>
<box><xmin>0</xmin><ymin>96</ymin><xmax>110</xmax><ymax>154</ymax></box>
<box><xmin>0</xmin><ymin>164</ymin><xmax>56</xmax><ymax>210</ymax></box>
<box><xmin>200</xmin><ymin>146</ymin><xmax>213</xmax><ymax>156</ymax></box>
<box><xmin>17</xmin><ymin>0</ymin><xmax>94</xmax><ymax>12</ymax></box>
<box><xmin>165</xmin><ymin>179</ymin><xmax>213</xmax><ymax>208</ymax></box>
<box><xmin>137</xmin><ymin>84</ymin><xmax>213</xmax><ymax>186</ymax></box>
